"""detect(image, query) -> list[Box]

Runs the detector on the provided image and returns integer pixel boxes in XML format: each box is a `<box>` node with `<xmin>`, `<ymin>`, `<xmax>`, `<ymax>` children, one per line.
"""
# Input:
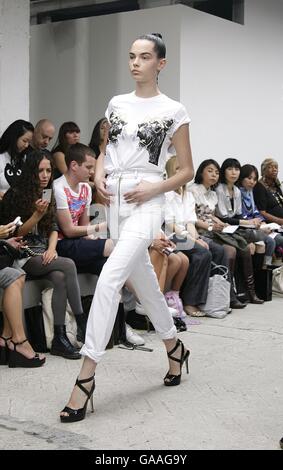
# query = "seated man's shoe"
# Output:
<box><xmin>50</xmin><ymin>325</ymin><xmax>81</xmax><ymax>360</ymax></box>
<box><xmin>125</xmin><ymin>324</ymin><xmax>145</xmax><ymax>346</ymax></box>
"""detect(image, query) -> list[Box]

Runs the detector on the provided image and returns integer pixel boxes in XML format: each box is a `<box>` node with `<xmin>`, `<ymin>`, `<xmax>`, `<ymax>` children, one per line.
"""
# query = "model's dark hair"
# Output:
<box><xmin>137</xmin><ymin>33</ymin><xmax>166</xmax><ymax>58</ymax></box>
<box><xmin>194</xmin><ymin>159</ymin><xmax>220</xmax><ymax>185</ymax></box>
<box><xmin>1</xmin><ymin>149</ymin><xmax>55</xmax><ymax>237</ymax></box>
<box><xmin>0</xmin><ymin>119</ymin><xmax>34</xmax><ymax>163</ymax></box>
<box><xmin>89</xmin><ymin>118</ymin><xmax>107</xmax><ymax>158</ymax></box>
<box><xmin>238</xmin><ymin>164</ymin><xmax>259</xmax><ymax>186</ymax></box>
<box><xmin>65</xmin><ymin>143</ymin><xmax>95</xmax><ymax>168</ymax></box>
<box><xmin>219</xmin><ymin>158</ymin><xmax>241</xmax><ymax>184</ymax></box>
<box><xmin>52</xmin><ymin>121</ymin><xmax>80</xmax><ymax>155</ymax></box>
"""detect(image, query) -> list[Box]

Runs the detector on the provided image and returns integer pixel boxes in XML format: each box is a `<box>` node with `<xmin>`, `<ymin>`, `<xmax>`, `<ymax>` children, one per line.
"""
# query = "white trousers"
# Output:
<box><xmin>80</xmin><ymin>174</ymin><xmax>177</xmax><ymax>363</ymax></box>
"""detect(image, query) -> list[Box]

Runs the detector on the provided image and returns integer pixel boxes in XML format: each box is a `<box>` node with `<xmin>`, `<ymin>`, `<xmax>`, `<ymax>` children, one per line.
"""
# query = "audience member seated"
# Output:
<box><xmin>237</xmin><ymin>164</ymin><xmax>276</xmax><ymax>267</ymax></box>
<box><xmin>165</xmin><ymin>156</ymin><xmax>213</xmax><ymax>317</ymax></box>
<box><xmin>215</xmin><ymin>158</ymin><xmax>264</xmax><ymax>304</ymax></box>
<box><xmin>89</xmin><ymin>118</ymin><xmax>109</xmax><ymax>159</ymax></box>
<box><xmin>0</xmin><ymin>230</ymin><xmax>45</xmax><ymax>368</ymax></box>
<box><xmin>27</xmin><ymin>119</ymin><xmax>55</xmax><ymax>152</ymax></box>
<box><xmin>189</xmin><ymin>159</ymin><xmax>246</xmax><ymax>309</ymax></box>
<box><xmin>52</xmin><ymin>121</ymin><xmax>80</xmax><ymax>178</ymax></box>
<box><xmin>253</xmin><ymin>157</ymin><xmax>283</xmax><ymax>260</ymax></box>
<box><xmin>0</xmin><ymin>120</ymin><xmax>34</xmax><ymax>198</ymax></box>
<box><xmin>0</xmin><ymin>150</ymin><xmax>87</xmax><ymax>360</ymax></box>
<box><xmin>150</xmin><ymin>231</ymin><xmax>189</xmax><ymax>318</ymax></box>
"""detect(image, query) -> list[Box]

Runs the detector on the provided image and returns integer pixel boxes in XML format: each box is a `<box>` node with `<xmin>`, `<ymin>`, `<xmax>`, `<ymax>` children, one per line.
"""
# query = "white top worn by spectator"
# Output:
<box><xmin>53</xmin><ymin>175</ymin><xmax>92</xmax><ymax>240</ymax></box>
<box><xmin>165</xmin><ymin>190</ymin><xmax>197</xmax><ymax>233</ymax></box>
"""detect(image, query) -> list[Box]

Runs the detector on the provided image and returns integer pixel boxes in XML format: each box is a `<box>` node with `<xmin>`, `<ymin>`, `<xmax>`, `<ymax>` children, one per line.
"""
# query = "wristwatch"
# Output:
<box><xmin>207</xmin><ymin>224</ymin><xmax>213</xmax><ymax>232</ymax></box>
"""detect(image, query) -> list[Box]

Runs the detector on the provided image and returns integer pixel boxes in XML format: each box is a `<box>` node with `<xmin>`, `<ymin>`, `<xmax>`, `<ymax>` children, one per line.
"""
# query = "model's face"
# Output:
<box><xmin>241</xmin><ymin>171</ymin><xmax>257</xmax><ymax>190</ymax></box>
<box><xmin>129</xmin><ymin>39</ymin><xmax>166</xmax><ymax>84</ymax></box>
<box><xmin>38</xmin><ymin>157</ymin><xmax>52</xmax><ymax>188</ymax></box>
<box><xmin>34</xmin><ymin>124</ymin><xmax>55</xmax><ymax>149</ymax></box>
<box><xmin>202</xmin><ymin>164</ymin><xmax>219</xmax><ymax>188</ymax></box>
<box><xmin>225</xmin><ymin>166</ymin><xmax>240</xmax><ymax>185</ymax></box>
<box><xmin>17</xmin><ymin>130</ymin><xmax>33</xmax><ymax>152</ymax></box>
<box><xmin>265</xmin><ymin>162</ymin><xmax>278</xmax><ymax>179</ymax></box>
<box><xmin>76</xmin><ymin>154</ymin><xmax>96</xmax><ymax>182</ymax></box>
<box><xmin>66</xmin><ymin>130</ymin><xmax>80</xmax><ymax>145</ymax></box>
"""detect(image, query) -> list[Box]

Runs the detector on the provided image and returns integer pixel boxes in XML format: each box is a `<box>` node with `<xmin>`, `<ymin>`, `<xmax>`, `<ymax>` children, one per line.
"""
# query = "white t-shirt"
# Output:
<box><xmin>104</xmin><ymin>92</ymin><xmax>190</xmax><ymax>174</ymax></box>
<box><xmin>53</xmin><ymin>175</ymin><xmax>92</xmax><ymax>240</ymax></box>
<box><xmin>165</xmin><ymin>190</ymin><xmax>197</xmax><ymax>233</ymax></box>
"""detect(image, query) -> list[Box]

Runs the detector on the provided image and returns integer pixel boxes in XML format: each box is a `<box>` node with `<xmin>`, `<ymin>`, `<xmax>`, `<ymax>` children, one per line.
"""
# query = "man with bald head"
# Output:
<box><xmin>30</xmin><ymin>119</ymin><xmax>55</xmax><ymax>150</ymax></box>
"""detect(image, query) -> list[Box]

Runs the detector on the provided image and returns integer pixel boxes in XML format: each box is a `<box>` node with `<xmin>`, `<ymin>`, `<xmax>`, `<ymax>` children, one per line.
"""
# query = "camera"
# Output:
<box><xmin>12</xmin><ymin>216</ymin><xmax>23</xmax><ymax>227</ymax></box>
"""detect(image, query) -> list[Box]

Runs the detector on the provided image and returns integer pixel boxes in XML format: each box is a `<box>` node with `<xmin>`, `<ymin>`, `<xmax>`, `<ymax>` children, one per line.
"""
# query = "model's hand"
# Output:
<box><xmin>0</xmin><ymin>222</ymin><xmax>17</xmax><ymax>239</ymax></box>
<box><xmin>124</xmin><ymin>180</ymin><xmax>159</xmax><ymax>204</ymax></box>
<box><xmin>95</xmin><ymin>178</ymin><xmax>113</xmax><ymax>206</ymax></box>
<box><xmin>42</xmin><ymin>248</ymin><xmax>58</xmax><ymax>265</ymax></box>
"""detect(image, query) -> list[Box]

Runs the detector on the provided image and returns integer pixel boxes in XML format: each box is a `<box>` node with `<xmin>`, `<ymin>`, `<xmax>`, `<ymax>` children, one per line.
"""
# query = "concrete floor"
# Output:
<box><xmin>0</xmin><ymin>295</ymin><xmax>283</xmax><ymax>450</ymax></box>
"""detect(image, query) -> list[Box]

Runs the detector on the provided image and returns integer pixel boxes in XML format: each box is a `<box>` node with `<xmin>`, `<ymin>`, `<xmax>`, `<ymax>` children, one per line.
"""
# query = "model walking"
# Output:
<box><xmin>60</xmin><ymin>33</ymin><xmax>194</xmax><ymax>423</ymax></box>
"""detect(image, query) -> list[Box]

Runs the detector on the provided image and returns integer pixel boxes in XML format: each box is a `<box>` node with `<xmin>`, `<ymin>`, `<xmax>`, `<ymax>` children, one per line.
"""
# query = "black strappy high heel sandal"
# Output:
<box><xmin>8</xmin><ymin>339</ymin><xmax>46</xmax><ymax>368</ymax></box>
<box><xmin>60</xmin><ymin>375</ymin><xmax>95</xmax><ymax>423</ymax></box>
<box><xmin>0</xmin><ymin>336</ymin><xmax>12</xmax><ymax>365</ymax></box>
<box><xmin>164</xmin><ymin>338</ymin><xmax>190</xmax><ymax>386</ymax></box>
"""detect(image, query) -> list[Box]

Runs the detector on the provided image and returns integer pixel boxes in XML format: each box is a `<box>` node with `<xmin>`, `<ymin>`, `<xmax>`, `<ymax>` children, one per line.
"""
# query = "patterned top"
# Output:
<box><xmin>53</xmin><ymin>175</ymin><xmax>92</xmax><ymax>240</ymax></box>
<box><xmin>104</xmin><ymin>92</ymin><xmax>190</xmax><ymax>175</ymax></box>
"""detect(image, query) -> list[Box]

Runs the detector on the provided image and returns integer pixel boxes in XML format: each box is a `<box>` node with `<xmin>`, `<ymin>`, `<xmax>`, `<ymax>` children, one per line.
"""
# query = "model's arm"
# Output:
<box><xmin>94</xmin><ymin>152</ymin><xmax>113</xmax><ymax>205</ymax></box>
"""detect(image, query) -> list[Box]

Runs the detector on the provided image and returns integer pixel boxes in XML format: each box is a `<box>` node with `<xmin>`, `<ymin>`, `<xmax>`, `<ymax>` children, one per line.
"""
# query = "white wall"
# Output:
<box><xmin>0</xmin><ymin>0</ymin><xmax>30</xmax><ymax>133</ymax></box>
<box><xmin>180</xmin><ymin>1</ymin><xmax>283</xmax><ymax>178</ymax></box>
<box><xmin>30</xmin><ymin>6</ymin><xmax>180</xmax><ymax>146</ymax></box>
<box><xmin>30</xmin><ymin>1</ymin><xmax>283</xmax><ymax>179</ymax></box>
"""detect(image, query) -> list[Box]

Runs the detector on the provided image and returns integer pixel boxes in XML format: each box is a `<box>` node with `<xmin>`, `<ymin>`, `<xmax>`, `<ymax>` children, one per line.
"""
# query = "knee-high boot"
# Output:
<box><xmin>242</xmin><ymin>254</ymin><xmax>264</xmax><ymax>304</ymax></box>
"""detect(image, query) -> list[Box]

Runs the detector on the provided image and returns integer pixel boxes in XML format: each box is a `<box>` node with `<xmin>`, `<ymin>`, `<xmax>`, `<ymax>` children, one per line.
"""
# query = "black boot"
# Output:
<box><xmin>243</xmin><ymin>255</ymin><xmax>264</xmax><ymax>304</ymax></box>
<box><xmin>50</xmin><ymin>325</ymin><xmax>81</xmax><ymax>359</ymax></box>
<box><xmin>75</xmin><ymin>312</ymin><xmax>88</xmax><ymax>344</ymax></box>
<box><xmin>230</xmin><ymin>284</ymin><xmax>247</xmax><ymax>309</ymax></box>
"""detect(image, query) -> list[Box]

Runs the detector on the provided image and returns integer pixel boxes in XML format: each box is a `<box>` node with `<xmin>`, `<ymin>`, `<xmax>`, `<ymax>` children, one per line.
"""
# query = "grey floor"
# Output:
<box><xmin>0</xmin><ymin>295</ymin><xmax>283</xmax><ymax>450</ymax></box>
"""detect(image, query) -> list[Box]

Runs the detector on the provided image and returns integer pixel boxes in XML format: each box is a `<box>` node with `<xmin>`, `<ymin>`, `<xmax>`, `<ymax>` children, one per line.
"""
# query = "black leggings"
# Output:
<box><xmin>23</xmin><ymin>256</ymin><xmax>83</xmax><ymax>325</ymax></box>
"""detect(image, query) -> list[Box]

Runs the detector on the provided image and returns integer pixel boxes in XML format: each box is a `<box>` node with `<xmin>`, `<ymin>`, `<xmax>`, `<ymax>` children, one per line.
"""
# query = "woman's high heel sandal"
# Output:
<box><xmin>164</xmin><ymin>338</ymin><xmax>190</xmax><ymax>386</ymax></box>
<box><xmin>60</xmin><ymin>375</ymin><xmax>95</xmax><ymax>423</ymax></box>
<box><xmin>8</xmin><ymin>339</ymin><xmax>46</xmax><ymax>368</ymax></box>
<box><xmin>0</xmin><ymin>336</ymin><xmax>12</xmax><ymax>365</ymax></box>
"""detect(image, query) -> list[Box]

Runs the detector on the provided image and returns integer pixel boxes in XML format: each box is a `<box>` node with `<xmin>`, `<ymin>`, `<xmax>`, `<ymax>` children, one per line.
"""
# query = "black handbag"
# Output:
<box><xmin>0</xmin><ymin>240</ymin><xmax>19</xmax><ymax>268</ymax></box>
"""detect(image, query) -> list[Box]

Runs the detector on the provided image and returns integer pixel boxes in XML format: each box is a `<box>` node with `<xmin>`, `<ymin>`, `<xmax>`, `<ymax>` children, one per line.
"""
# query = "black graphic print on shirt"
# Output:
<box><xmin>108</xmin><ymin>112</ymin><xmax>127</xmax><ymax>144</ymax></box>
<box><xmin>4</xmin><ymin>162</ymin><xmax>22</xmax><ymax>188</ymax></box>
<box><xmin>137</xmin><ymin>118</ymin><xmax>174</xmax><ymax>166</ymax></box>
